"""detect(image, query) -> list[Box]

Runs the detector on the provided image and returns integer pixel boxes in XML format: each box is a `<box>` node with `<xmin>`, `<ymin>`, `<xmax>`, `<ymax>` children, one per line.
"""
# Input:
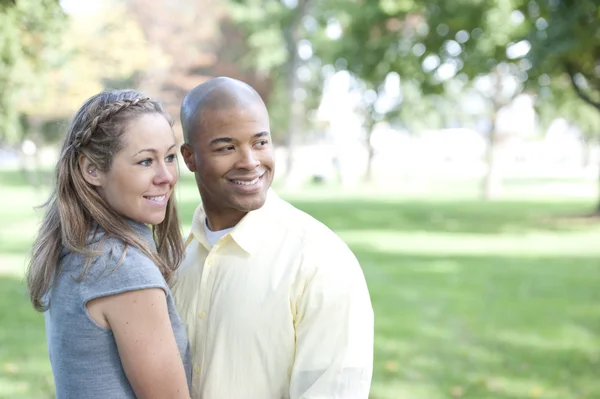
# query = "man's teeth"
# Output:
<box><xmin>231</xmin><ymin>177</ymin><xmax>260</xmax><ymax>185</ymax></box>
<box><xmin>147</xmin><ymin>195</ymin><xmax>166</xmax><ymax>201</ymax></box>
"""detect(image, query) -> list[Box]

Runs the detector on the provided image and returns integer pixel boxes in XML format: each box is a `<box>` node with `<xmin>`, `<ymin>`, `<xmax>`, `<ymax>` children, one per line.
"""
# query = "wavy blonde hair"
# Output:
<box><xmin>27</xmin><ymin>89</ymin><xmax>184</xmax><ymax>312</ymax></box>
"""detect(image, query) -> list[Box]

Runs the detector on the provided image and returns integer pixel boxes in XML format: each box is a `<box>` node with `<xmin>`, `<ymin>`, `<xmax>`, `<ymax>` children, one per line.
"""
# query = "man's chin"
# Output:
<box><xmin>231</xmin><ymin>193</ymin><xmax>267</xmax><ymax>213</ymax></box>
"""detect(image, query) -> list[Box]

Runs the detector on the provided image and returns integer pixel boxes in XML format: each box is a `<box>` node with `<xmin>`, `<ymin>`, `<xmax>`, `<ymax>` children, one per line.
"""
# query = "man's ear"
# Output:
<box><xmin>79</xmin><ymin>156</ymin><xmax>102</xmax><ymax>187</ymax></box>
<box><xmin>180</xmin><ymin>143</ymin><xmax>196</xmax><ymax>172</ymax></box>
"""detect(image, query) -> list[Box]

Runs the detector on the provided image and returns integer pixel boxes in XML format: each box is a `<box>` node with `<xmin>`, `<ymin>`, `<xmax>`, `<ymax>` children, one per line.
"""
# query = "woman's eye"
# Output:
<box><xmin>165</xmin><ymin>154</ymin><xmax>177</xmax><ymax>163</ymax></box>
<box><xmin>139</xmin><ymin>159</ymin><xmax>152</xmax><ymax>167</ymax></box>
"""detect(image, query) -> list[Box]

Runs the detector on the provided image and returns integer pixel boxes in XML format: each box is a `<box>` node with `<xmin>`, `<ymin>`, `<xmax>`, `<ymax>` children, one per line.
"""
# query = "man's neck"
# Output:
<box><xmin>204</xmin><ymin>210</ymin><xmax>247</xmax><ymax>231</ymax></box>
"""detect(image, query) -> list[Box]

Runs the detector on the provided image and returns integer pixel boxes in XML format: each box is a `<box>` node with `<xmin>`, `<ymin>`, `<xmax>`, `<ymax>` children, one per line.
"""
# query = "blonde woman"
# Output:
<box><xmin>26</xmin><ymin>89</ymin><xmax>191</xmax><ymax>398</ymax></box>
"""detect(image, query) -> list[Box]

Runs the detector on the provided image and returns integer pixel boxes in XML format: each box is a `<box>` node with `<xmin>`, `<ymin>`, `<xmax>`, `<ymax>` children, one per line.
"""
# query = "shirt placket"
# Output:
<box><xmin>194</xmin><ymin>245</ymin><xmax>220</xmax><ymax>382</ymax></box>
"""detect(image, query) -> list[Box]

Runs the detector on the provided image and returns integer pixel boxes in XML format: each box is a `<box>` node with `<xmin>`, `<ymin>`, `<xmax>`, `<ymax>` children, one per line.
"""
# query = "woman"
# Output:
<box><xmin>26</xmin><ymin>89</ymin><xmax>191</xmax><ymax>398</ymax></box>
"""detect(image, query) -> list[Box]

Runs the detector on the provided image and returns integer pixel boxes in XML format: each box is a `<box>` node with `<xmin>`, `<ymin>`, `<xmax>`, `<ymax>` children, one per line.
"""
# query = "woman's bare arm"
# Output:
<box><xmin>87</xmin><ymin>288</ymin><xmax>190</xmax><ymax>399</ymax></box>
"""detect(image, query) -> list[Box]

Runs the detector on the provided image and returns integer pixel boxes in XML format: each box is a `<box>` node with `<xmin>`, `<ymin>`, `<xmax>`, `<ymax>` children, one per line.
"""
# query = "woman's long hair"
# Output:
<box><xmin>26</xmin><ymin>89</ymin><xmax>184</xmax><ymax>312</ymax></box>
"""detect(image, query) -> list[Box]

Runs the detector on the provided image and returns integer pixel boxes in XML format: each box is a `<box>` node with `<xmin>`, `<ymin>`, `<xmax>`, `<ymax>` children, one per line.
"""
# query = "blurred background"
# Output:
<box><xmin>1</xmin><ymin>0</ymin><xmax>599</xmax><ymax>398</ymax></box>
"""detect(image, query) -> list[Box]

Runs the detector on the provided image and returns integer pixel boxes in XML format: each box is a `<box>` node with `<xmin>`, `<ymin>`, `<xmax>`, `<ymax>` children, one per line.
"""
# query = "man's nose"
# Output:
<box><xmin>235</xmin><ymin>148</ymin><xmax>260</xmax><ymax>170</ymax></box>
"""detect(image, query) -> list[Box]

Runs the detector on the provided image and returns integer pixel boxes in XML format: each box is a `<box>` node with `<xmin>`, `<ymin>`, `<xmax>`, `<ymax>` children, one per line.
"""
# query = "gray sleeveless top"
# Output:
<box><xmin>44</xmin><ymin>222</ymin><xmax>191</xmax><ymax>398</ymax></box>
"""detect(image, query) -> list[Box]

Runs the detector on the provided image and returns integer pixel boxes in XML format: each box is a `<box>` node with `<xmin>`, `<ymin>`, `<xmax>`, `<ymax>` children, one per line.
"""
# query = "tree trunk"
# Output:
<box><xmin>365</xmin><ymin>144</ymin><xmax>375</xmax><ymax>182</ymax></box>
<box><xmin>282</xmin><ymin>0</ymin><xmax>309</xmax><ymax>184</ymax></box>
<box><xmin>482</xmin><ymin>109</ymin><xmax>500</xmax><ymax>200</ymax></box>
<box><xmin>20</xmin><ymin>116</ymin><xmax>43</xmax><ymax>189</ymax></box>
<box><xmin>582</xmin><ymin>139</ymin><xmax>592</xmax><ymax>168</ymax></box>
<box><xmin>363</xmin><ymin>115</ymin><xmax>376</xmax><ymax>182</ymax></box>
<box><xmin>595</xmin><ymin>159</ymin><xmax>600</xmax><ymax>215</ymax></box>
<box><xmin>564</xmin><ymin>63</ymin><xmax>600</xmax><ymax>213</ymax></box>
<box><xmin>482</xmin><ymin>69</ymin><xmax>504</xmax><ymax>201</ymax></box>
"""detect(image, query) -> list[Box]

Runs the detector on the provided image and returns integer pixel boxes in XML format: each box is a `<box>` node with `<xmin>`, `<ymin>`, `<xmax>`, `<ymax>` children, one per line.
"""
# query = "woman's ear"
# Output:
<box><xmin>79</xmin><ymin>156</ymin><xmax>102</xmax><ymax>187</ymax></box>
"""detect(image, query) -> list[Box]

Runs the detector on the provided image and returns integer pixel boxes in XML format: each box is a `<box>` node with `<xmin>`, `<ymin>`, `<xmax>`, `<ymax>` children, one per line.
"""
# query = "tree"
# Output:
<box><xmin>0</xmin><ymin>0</ymin><xmax>65</xmax><ymax>145</ymax></box>
<box><xmin>123</xmin><ymin>0</ymin><xmax>276</xmax><ymax>145</ymax></box>
<box><xmin>11</xmin><ymin>1</ymin><xmax>165</xmax><ymax>186</ymax></box>
<box><xmin>518</xmin><ymin>0</ymin><xmax>600</xmax><ymax>210</ymax></box>
<box><xmin>124</xmin><ymin>0</ymin><xmax>223</xmax><ymax>120</ymax></box>
<box><xmin>521</xmin><ymin>0</ymin><xmax>600</xmax><ymax>111</ymax></box>
<box><xmin>317</xmin><ymin>0</ymin><xmax>530</xmax><ymax>194</ymax></box>
<box><xmin>536</xmin><ymin>75</ymin><xmax>600</xmax><ymax>173</ymax></box>
<box><xmin>25</xmin><ymin>1</ymin><xmax>164</xmax><ymax>121</ymax></box>
<box><xmin>227</xmin><ymin>0</ymin><xmax>318</xmax><ymax>182</ymax></box>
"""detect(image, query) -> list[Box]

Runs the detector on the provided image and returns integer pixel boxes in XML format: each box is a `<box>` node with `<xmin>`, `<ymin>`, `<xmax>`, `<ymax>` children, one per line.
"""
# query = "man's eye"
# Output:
<box><xmin>216</xmin><ymin>146</ymin><xmax>234</xmax><ymax>152</ymax></box>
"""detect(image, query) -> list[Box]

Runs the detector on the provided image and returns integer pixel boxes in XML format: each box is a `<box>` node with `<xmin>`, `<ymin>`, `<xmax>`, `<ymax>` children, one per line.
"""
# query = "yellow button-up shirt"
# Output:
<box><xmin>171</xmin><ymin>190</ymin><xmax>374</xmax><ymax>398</ymax></box>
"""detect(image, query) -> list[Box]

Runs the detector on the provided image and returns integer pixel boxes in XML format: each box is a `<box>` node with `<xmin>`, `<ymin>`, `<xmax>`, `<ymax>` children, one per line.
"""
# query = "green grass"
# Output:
<box><xmin>2</xmin><ymin>169</ymin><xmax>600</xmax><ymax>399</ymax></box>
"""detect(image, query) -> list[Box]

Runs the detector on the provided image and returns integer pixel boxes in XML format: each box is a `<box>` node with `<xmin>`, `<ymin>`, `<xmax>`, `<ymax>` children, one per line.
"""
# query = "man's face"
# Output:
<box><xmin>181</xmin><ymin>102</ymin><xmax>275</xmax><ymax>228</ymax></box>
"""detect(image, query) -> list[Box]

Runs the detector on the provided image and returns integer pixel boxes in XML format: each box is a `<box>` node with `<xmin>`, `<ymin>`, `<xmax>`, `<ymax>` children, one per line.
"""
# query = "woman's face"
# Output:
<box><xmin>95</xmin><ymin>113</ymin><xmax>179</xmax><ymax>225</ymax></box>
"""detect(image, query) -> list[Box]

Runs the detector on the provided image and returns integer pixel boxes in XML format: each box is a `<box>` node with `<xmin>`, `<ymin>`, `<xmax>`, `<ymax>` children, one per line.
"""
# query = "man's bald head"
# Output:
<box><xmin>181</xmin><ymin>77</ymin><xmax>266</xmax><ymax>143</ymax></box>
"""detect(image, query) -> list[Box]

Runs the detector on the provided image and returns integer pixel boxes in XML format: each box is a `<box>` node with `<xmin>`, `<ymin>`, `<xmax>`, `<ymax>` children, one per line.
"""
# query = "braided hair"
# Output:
<box><xmin>27</xmin><ymin>89</ymin><xmax>184</xmax><ymax>312</ymax></box>
<box><xmin>69</xmin><ymin>96</ymin><xmax>150</xmax><ymax>152</ymax></box>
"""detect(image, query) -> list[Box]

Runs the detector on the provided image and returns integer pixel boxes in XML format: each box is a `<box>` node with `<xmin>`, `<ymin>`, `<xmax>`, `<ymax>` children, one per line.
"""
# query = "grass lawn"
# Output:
<box><xmin>1</xmin><ymin>169</ymin><xmax>600</xmax><ymax>399</ymax></box>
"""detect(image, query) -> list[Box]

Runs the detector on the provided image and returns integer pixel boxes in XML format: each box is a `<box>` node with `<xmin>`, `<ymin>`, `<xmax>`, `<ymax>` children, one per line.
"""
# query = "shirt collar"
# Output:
<box><xmin>189</xmin><ymin>189</ymin><xmax>280</xmax><ymax>254</ymax></box>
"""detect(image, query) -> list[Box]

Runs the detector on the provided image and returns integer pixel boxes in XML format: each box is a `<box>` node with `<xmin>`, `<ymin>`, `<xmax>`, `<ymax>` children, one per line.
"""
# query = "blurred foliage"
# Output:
<box><xmin>0</xmin><ymin>0</ymin><xmax>172</xmax><ymax>145</ymax></box>
<box><xmin>28</xmin><ymin>1</ymin><xmax>166</xmax><ymax>121</ymax></box>
<box><xmin>124</xmin><ymin>0</ymin><xmax>224</xmax><ymax>116</ymax></box>
<box><xmin>312</xmin><ymin>0</ymin><xmax>530</xmax><ymax>186</ymax></box>
<box><xmin>123</xmin><ymin>0</ymin><xmax>279</xmax><ymax>143</ymax></box>
<box><xmin>0</xmin><ymin>0</ymin><xmax>65</xmax><ymax>145</ymax></box>
<box><xmin>317</xmin><ymin>0</ymin><xmax>526</xmax><ymax>93</ymax></box>
<box><xmin>520</xmin><ymin>0</ymin><xmax>600</xmax><ymax>111</ymax></box>
<box><xmin>537</xmin><ymin>76</ymin><xmax>600</xmax><ymax>144</ymax></box>
<box><xmin>227</xmin><ymin>0</ymin><xmax>291</xmax><ymax>73</ymax></box>
<box><xmin>227</xmin><ymin>0</ymin><xmax>320</xmax><ymax>150</ymax></box>
<box><xmin>0</xmin><ymin>0</ymin><xmax>597</xmax><ymax>153</ymax></box>
<box><xmin>315</xmin><ymin>0</ymin><xmax>598</xmax><ymax>128</ymax></box>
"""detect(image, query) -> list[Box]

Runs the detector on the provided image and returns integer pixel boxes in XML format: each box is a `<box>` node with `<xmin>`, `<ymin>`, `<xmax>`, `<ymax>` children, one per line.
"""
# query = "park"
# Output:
<box><xmin>1</xmin><ymin>0</ymin><xmax>600</xmax><ymax>398</ymax></box>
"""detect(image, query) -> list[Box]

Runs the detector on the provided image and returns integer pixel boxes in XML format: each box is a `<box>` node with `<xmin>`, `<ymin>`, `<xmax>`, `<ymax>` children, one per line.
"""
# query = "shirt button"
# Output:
<box><xmin>199</xmin><ymin>311</ymin><xmax>206</xmax><ymax>319</ymax></box>
<box><xmin>207</xmin><ymin>258</ymin><xmax>215</xmax><ymax>266</ymax></box>
<box><xmin>193</xmin><ymin>365</ymin><xmax>201</xmax><ymax>374</ymax></box>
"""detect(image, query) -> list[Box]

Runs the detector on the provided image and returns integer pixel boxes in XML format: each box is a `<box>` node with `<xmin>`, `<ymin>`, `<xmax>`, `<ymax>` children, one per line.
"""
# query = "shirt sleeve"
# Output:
<box><xmin>290</xmin><ymin>237</ymin><xmax>374</xmax><ymax>399</ymax></box>
<box><xmin>80</xmin><ymin>240</ymin><xmax>168</xmax><ymax>306</ymax></box>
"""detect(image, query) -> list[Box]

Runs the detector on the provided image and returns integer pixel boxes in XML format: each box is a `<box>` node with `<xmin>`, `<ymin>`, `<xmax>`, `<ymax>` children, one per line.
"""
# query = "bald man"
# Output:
<box><xmin>171</xmin><ymin>77</ymin><xmax>374</xmax><ymax>399</ymax></box>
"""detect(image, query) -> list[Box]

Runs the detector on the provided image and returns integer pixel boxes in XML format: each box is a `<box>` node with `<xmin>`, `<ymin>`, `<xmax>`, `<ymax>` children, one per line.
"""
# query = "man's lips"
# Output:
<box><xmin>227</xmin><ymin>172</ymin><xmax>265</xmax><ymax>184</ymax></box>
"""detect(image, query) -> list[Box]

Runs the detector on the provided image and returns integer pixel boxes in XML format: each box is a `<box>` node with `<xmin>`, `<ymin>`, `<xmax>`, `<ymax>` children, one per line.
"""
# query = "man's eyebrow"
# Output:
<box><xmin>209</xmin><ymin>137</ymin><xmax>233</xmax><ymax>146</ymax></box>
<box><xmin>208</xmin><ymin>132</ymin><xmax>269</xmax><ymax>146</ymax></box>
<box><xmin>133</xmin><ymin>144</ymin><xmax>176</xmax><ymax>156</ymax></box>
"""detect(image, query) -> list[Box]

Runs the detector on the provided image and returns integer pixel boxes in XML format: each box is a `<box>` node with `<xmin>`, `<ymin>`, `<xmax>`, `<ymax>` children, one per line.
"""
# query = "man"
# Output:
<box><xmin>172</xmin><ymin>76</ymin><xmax>374</xmax><ymax>398</ymax></box>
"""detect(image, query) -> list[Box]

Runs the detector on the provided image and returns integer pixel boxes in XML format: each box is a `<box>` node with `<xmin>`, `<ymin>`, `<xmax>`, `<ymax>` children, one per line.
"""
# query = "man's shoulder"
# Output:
<box><xmin>273</xmin><ymin>197</ymin><xmax>348</xmax><ymax>249</ymax></box>
<box><xmin>273</xmin><ymin>199</ymin><xmax>363</xmax><ymax>284</ymax></box>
